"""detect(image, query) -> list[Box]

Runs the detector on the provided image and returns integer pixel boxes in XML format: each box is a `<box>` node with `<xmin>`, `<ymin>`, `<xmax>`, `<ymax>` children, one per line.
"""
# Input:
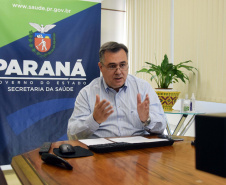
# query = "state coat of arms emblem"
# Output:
<box><xmin>28</xmin><ymin>23</ymin><xmax>56</xmax><ymax>57</ymax></box>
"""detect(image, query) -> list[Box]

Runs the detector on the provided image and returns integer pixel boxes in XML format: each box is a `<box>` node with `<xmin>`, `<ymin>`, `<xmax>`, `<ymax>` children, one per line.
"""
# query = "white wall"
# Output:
<box><xmin>101</xmin><ymin>0</ymin><xmax>126</xmax><ymax>45</ymax></box>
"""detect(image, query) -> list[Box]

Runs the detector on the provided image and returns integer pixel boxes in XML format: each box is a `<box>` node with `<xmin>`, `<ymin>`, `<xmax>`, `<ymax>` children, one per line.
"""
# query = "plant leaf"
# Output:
<box><xmin>135</xmin><ymin>54</ymin><xmax>198</xmax><ymax>88</ymax></box>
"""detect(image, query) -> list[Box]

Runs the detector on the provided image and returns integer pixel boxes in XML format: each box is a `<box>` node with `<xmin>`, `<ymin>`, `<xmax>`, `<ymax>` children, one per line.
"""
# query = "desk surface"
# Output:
<box><xmin>11</xmin><ymin>136</ymin><xmax>226</xmax><ymax>185</ymax></box>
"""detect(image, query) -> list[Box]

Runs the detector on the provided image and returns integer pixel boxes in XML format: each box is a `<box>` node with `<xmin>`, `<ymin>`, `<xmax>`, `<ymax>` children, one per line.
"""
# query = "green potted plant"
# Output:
<box><xmin>136</xmin><ymin>54</ymin><xmax>198</xmax><ymax>111</ymax></box>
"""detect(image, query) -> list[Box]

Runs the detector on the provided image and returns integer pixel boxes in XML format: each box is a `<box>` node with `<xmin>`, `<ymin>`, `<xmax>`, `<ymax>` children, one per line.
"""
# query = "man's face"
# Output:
<box><xmin>98</xmin><ymin>49</ymin><xmax>128</xmax><ymax>92</ymax></box>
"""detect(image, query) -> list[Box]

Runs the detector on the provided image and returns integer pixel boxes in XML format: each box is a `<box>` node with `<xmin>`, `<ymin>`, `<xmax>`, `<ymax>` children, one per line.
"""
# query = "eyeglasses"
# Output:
<box><xmin>101</xmin><ymin>62</ymin><xmax>129</xmax><ymax>71</ymax></box>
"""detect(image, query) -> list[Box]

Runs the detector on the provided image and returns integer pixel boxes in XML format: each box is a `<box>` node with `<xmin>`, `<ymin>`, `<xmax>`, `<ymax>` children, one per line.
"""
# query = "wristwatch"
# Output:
<box><xmin>142</xmin><ymin>116</ymin><xmax>151</xmax><ymax>127</ymax></box>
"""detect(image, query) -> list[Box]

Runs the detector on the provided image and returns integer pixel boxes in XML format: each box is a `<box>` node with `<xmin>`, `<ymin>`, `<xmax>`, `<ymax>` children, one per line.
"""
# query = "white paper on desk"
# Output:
<box><xmin>79</xmin><ymin>138</ymin><xmax>113</xmax><ymax>146</ymax></box>
<box><xmin>109</xmin><ymin>136</ymin><xmax>168</xmax><ymax>143</ymax></box>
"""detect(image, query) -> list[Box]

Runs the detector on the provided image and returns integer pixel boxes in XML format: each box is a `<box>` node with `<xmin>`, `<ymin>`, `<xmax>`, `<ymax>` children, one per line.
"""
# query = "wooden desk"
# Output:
<box><xmin>11</xmin><ymin>137</ymin><xmax>226</xmax><ymax>185</ymax></box>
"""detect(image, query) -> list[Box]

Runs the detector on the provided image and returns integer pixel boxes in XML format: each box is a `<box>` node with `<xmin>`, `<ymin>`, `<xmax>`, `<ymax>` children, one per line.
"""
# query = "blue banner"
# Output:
<box><xmin>0</xmin><ymin>0</ymin><xmax>100</xmax><ymax>165</ymax></box>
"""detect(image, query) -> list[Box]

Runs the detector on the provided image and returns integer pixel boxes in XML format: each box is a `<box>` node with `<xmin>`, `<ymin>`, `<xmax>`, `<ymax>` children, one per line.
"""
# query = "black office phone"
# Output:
<box><xmin>41</xmin><ymin>153</ymin><xmax>73</xmax><ymax>170</ymax></box>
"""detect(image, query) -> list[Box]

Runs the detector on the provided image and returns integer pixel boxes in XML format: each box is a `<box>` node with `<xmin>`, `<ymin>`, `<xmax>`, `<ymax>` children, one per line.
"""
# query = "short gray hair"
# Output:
<box><xmin>99</xmin><ymin>42</ymin><xmax>128</xmax><ymax>63</ymax></box>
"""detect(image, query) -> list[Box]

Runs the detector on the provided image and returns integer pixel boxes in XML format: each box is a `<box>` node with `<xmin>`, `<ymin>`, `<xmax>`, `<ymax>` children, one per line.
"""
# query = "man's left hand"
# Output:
<box><xmin>137</xmin><ymin>93</ymin><xmax>150</xmax><ymax>123</ymax></box>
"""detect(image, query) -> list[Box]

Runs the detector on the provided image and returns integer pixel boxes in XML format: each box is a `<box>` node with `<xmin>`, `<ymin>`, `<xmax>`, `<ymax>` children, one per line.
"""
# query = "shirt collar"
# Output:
<box><xmin>102</xmin><ymin>77</ymin><xmax>128</xmax><ymax>93</ymax></box>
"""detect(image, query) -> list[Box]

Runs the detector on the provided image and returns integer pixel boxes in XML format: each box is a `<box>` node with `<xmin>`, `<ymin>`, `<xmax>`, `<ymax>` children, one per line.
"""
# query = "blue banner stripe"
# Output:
<box><xmin>57</xmin><ymin>133</ymin><xmax>68</xmax><ymax>141</ymax></box>
<box><xmin>7</xmin><ymin>98</ymin><xmax>75</xmax><ymax>135</ymax></box>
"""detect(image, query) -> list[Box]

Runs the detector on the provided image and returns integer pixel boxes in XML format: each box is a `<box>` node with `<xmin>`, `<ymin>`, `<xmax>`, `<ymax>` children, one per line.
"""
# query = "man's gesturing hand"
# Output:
<box><xmin>93</xmin><ymin>95</ymin><xmax>114</xmax><ymax>124</ymax></box>
<box><xmin>137</xmin><ymin>93</ymin><xmax>150</xmax><ymax>123</ymax></box>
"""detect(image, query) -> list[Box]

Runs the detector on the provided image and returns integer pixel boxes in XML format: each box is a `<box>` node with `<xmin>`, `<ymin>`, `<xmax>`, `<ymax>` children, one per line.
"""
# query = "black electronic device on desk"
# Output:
<box><xmin>41</xmin><ymin>153</ymin><xmax>73</xmax><ymax>170</ymax></box>
<box><xmin>53</xmin><ymin>144</ymin><xmax>93</xmax><ymax>158</ymax></box>
<box><xmin>88</xmin><ymin>139</ymin><xmax>174</xmax><ymax>153</ymax></box>
<box><xmin>195</xmin><ymin>113</ymin><xmax>226</xmax><ymax>178</ymax></box>
<box><xmin>157</xmin><ymin>135</ymin><xmax>184</xmax><ymax>141</ymax></box>
<box><xmin>59</xmin><ymin>144</ymin><xmax>76</xmax><ymax>154</ymax></box>
<box><xmin>39</xmin><ymin>142</ymin><xmax>52</xmax><ymax>155</ymax></box>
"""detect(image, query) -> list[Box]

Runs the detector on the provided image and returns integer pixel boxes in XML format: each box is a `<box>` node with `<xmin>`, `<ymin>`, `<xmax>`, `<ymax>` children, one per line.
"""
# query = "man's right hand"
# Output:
<box><xmin>93</xmin><ymin>95</ymin><xmax>114</xmax><ymax>124</ymax></box>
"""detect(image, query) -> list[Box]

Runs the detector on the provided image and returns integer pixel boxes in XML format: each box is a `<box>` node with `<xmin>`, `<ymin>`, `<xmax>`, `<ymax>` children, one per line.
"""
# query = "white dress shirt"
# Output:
<box><xmin>67</xmin><ymin>74</ymin><xmax>166</xmax><ymax>140</ymax></box>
